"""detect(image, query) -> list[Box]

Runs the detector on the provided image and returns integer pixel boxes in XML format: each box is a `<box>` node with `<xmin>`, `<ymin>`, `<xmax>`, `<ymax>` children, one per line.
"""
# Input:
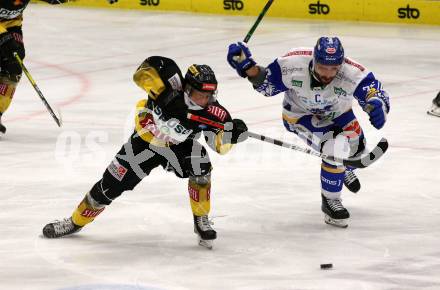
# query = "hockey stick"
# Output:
<box><xmin>14</xmin><ymin>53</ymin><xmax>62</xmax><ymax>127</ymax></box>
<box><xmin>243</xmin><ymin>0</ymin><xmax>274</xmax><ymax>43</ymax></box>
<box><xmin>187</xmin><ymin>113</ymin><xmax>388</xmax><ymax>169</ymax></box>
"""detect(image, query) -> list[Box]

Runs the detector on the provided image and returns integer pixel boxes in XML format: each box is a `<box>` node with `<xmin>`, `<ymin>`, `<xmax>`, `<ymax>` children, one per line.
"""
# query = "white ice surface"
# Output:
<box><xmin>1</xmin><ymin>4</ymin><xmax>440</xmax><ymax>290</ymax></box>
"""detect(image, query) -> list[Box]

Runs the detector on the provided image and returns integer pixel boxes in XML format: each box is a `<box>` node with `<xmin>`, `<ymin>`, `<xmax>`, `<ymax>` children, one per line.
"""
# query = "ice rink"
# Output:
<box><xmin>1</xmin><ymin>3</ymin><xmax>440</xmax><ymax>290</ymax></box>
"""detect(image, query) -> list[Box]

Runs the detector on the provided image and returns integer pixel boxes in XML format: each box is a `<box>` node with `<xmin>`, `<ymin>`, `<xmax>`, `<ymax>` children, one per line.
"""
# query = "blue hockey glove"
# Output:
<box><xmin>366</xmin><ymin>98</ymin><xmax>387</xmax><ymax>129</ymax></box>
<box><xmin>227</xmin><ymin>42</ymin><xmax>256</xmax><ymax>78</ymax></box>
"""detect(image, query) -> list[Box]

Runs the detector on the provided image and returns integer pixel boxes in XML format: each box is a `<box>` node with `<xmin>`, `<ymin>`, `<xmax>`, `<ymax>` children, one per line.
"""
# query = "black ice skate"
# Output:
<box><xmin>0</xmin><ymin>123</ymin><xmax>5</xmax><ymax>134</ymax></box>
<box><xmin>344</xmin><ymin>170</ymin><xmax>361</xmax><ymax>193</ymax></box>
<box><xmin>42</xmin><ymin>217</ymin><xmax>82</xmax><ymax>238</ymax></box>
<box><xmin>321</xmin><ymin>194</ymin><xmax>350</xmax><ymax>228</ymax></box>
<box><xmin>427</xmin><ymin>92</ymin><xmax>440</xmax><ymax>117</ymax></box>
<box><xmin>0</xmin><ymin>115</ymin><xmax>6</xmax><ymax>134</ymax></box>
<box><xmin>193</xmin><ymin>215</ymin><xmax>216</xmax><ymax>249</ymax></box>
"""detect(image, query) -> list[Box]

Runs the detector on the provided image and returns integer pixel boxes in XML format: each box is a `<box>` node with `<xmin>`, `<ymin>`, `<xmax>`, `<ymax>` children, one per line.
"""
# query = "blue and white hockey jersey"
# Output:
<box><xmin>254</xmin><ymin>48</ymin><xmax>390</xmax><ymax>125</ymax></box>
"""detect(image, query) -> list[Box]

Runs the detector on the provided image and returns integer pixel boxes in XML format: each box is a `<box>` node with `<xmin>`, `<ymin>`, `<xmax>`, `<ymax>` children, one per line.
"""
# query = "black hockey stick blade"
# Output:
<box><xmin>340</xmin><ymin>138</ymin><xmax>389</xmax><ymax>168</ymax></box>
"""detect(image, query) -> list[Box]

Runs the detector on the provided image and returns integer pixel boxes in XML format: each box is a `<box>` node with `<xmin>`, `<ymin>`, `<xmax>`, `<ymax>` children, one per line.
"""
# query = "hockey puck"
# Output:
<box><xmin>320</xmin><ymin>263</ymin><xmax>333</xmax><ymax>270</ymax></box>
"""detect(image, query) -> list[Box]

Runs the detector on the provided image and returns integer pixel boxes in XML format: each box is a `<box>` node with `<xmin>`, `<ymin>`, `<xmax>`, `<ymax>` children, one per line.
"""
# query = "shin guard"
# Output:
<box><xmin>0</xmin><ymin>81</ymin><xmax>17</xmax><ymax>115</ymax></box>
<box><xmin>321</xmin><ymin>161</ymin><xmax>345</xmax><ymax>199</ymax></box>
<box><xmin>188</xmin><ymin>176</ymin><xmax>211</xmax><ymax>217</ymax></box>
<box><xmin>72</xmin><ymin>192</ymin><xmax>106</xmax><ymax>227</ymax></box>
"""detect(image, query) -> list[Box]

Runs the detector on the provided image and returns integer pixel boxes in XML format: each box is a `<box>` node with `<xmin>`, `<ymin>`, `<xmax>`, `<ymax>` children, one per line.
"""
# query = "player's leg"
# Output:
<box><xmin>0</xmin><ymin>27</ymin><xmax>24</xmax><ymax>134</ymax></box>
<box><xmin>285</xmin><ymin>115</ymin><xmax>351</xmax><ymax>227</ymax></box>
<box><xmin>43</xmin><ymin>134</ymin><xmax>163</xmax><ymax>238</ymax></box>
<box><xmin>320</xmin><ymin>160</ymin><xmax>349</xmax><ymax>227</ymax></box>
<box><xmin>333</xmin><ymin>110</ymin><xmax>366</xmax><ymax>193</ymax></box>
<box><xmin>167</xmin><ymin>140</ymin><xmax>216</xmax><ymax>248</ymax></box>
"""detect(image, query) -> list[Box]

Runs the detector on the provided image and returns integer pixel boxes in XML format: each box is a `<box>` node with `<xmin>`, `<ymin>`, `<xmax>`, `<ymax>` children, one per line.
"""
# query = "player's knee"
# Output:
<box><xmin>2</xmin><ymin>62</ymin><xmax>22</xmax><ymax>79</ymax></box>
<box><xmin>0</xmin><ymin>74</ymin><xmax>20</xmax><ymax>85</ymax></box>
<box><xmin>189</xmin><ymin>172</ymin><xmax>211</xmax><ymax>186</ymax></box>
<box><xmin>187</xmin><ymin>159</ymin><xmax>212</xmax><ymax>177</ymax></box>
<box><xmin>184</xmin><ymin>146</ymin><xmax>212</xmax><ymax>178</ymax></box>
<box><xmin>90</xmin><ymin>159</ymin><xmax>142</xmax><ymax>204</ymax></box>
<box><xmin>349</xmin><ymin>136</ymin><xmax>366</xmax><ymax>157</ymax></box>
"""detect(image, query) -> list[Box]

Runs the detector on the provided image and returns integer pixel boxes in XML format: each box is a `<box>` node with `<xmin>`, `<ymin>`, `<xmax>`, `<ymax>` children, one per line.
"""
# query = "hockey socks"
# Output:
<box><xmin>72</xmin><ymin>192</ymin><xmax>106</xmax><ymax>227</ymax></box>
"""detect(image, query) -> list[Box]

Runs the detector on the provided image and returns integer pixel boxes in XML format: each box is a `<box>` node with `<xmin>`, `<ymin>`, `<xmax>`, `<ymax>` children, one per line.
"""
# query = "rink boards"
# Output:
<box><xmin>33</xmin><ymin>0</ymin><xmax>440</xmax><ymax>25</ymax></box>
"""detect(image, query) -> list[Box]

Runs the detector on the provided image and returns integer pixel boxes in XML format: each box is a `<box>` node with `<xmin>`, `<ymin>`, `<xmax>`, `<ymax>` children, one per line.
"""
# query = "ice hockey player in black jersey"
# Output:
<box><xmin>42</xmin><ymin>56</ymin><xmax>248</xmax><ymax>249</ymax></box>
<box><xmin>427</xmin><ymin>91</ymin><xmax>440</xmax><ymax>117</ymax></box>
<box><xmin>0</xmin><ymin>0</ymin><xmax>70</xmax><ymax>134</ymax></box>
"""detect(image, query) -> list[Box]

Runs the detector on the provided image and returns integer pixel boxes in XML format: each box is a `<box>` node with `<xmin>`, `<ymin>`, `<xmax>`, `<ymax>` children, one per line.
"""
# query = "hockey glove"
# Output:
<box><xmin>227</xmin><ymin>42</ymin><xmax>256</xmax><ymax>78</ymax></box>
<box><xmin>366</xmin><ymin>98</ymin><xmax>387</xmax><ymax>129</ymax></box>
<box><xmin>224</xmin><ymin>119</ymin><xmax>248</xmax><ymax>144</ymax></box>
<box><xmin>0</xmin><ymin>32</ymin><xmax>24</xmax><ymax>61</ymax></box>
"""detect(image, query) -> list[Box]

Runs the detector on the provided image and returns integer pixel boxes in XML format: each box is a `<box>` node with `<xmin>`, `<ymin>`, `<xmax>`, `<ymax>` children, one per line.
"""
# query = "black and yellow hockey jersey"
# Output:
<box><xmin>133</xmin><ymin>56</ymin><xmax>234</xmax><ymax>154</ymax></box>
<box><xmin>0</xmin><ymin>0</ymin><xmax>30</xmax><ymax>33</ymax></box>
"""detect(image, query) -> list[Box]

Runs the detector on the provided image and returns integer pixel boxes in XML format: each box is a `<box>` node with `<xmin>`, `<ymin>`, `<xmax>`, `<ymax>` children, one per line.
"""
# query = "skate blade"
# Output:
<box><xmin>198</xmin><ymin>238</ymin><xmax>214</xmax><ymax>249</ymax></box>
<box><xmin>324</xmin><ymin>215</ymin><xmax>348</xmax><ymax>228</ymax></box>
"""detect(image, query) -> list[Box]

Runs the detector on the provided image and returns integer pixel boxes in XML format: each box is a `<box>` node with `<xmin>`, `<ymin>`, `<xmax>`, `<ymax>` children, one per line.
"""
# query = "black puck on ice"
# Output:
<box><xmin>320</xmin><ymin>263</ymin><xmax>333</xmax><ymax>270</ymax></box>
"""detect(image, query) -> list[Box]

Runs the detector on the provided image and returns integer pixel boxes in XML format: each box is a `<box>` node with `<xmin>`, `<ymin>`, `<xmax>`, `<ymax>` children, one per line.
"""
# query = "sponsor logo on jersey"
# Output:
<box><xmin>0</xmin><ymin>7</ymin><xmax>25</xmax><ymax>19</ymax></box>
<box><xmin>139</xmin><ymin>106</ymin><xmax>193</xmax><ymax>143</ymax></box>
<box><xmin>309</xmin><ymin>1</ymin><xmax>330</xmax><ymax>15</ymax></box>
<box><xmin>281</xmin><ymin>66</ymin><xmax>303</xmax><ymax>75</ymax></box>
<box><xmin>283</xmin><ymin>50</ymin><xmax>313</xmax><ymax>57</ymax></box>
<box><xmin>108</xmin><ymin>159</ymin><xmax>128</xmax><ymax>181</ymax></box>
<box><xmin>140</xmin><ymin>0</ymin><xmax>160</xmax><ymax>6</ymax></box>
<box><xmin>336</xmin><ymin>71</ymin><xmax>357</xmax><ymax>85</ymax></box>
<box><xmin>334</xmin><ymin>87</ymin><xmax>347</xmax><ymax>97</ymax></box>
<box><xmin>291</xmin><ymin>80</ymin><xmax>303</xmax><ymax>88</ymax></box>
<box><xmin>398</xmin><ymin>5</ymin><xmax>420</xmax><ymax>19</ymax></box>
<box><xmin>207</xmin><ymin>105</ymin><xmax>227</xmax><ymax>122</ymax></box>
<box><xmin>223</xmin><ymin>0</ymin><xmax>244</xmax><ymax>11</ymax></box>
<box><xmin>344</xmin><ymin>58</ymin><xmax>365</xmax><ymax>71</ymax></box>
<box><xmin>167</xmin><ymin>73</ymin><xmax>182</xmax><ymax>91</ymax></box>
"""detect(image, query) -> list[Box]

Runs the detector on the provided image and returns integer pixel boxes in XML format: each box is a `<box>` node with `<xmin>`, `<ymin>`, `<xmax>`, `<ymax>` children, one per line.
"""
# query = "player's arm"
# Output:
<box><xmin>133</xmin><ymin>56</ymin><xmax>183</xmax><ymax>108</ymax></box>
<box><xmin>201</xmin><ymin>103</ymin><xmax>248</xmax><ymax>155</ymax></box>
<box><xmin>353</xmin><ymin>72</ymin><xmax>390</xmax><ymax>129</ymax></box>
<box><xmin>227</xmin><ymin>42</ymin><xmax>288</xmax><ymax>97</ymax></box>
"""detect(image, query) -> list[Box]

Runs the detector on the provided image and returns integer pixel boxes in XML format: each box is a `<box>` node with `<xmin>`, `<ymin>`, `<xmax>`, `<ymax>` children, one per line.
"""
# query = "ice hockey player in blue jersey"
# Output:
<box><xmin>227</xmin><ymin>37</ymin><xmax>390</xmax><ymax>228</ymax></box>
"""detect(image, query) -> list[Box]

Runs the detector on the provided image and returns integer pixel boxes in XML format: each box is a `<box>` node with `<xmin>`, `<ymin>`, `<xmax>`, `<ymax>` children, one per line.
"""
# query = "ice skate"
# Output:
<box><xmin>0</xmin><ymin>115</ymin><xmax>6</xmax><ymax>134</ymax></box>
<box><xmin>427</xmin><ymin>103</ymin><xmax>440</xmax><ymax>117</ymax></box>
<box><xmin>427</xmin><ymin>92</ymin><xmax>440</xmax><ymax>117</ymax></box>
<box><xmin>344</xmin><ymin>170</ymin><xmax>360</xmax><ymax>193</ymax></box>
<box><xmin>193</xmin><ymin>215</ymin><xmax>216</xmax><ymax>249</ymax></box>
<box><xmin>0</xmin><ymin>122</ymin><xmax>5</xmax><ymax>134</ymax></box>
<box><xmin>42</xmin><ymin>217</ymin><xmax>82</xmax><ymax>238</ymax></box>
<box><xmin>321</xmin><ymin>194</ymin><xmax>350</xmax><ymax>228</ymax></box>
